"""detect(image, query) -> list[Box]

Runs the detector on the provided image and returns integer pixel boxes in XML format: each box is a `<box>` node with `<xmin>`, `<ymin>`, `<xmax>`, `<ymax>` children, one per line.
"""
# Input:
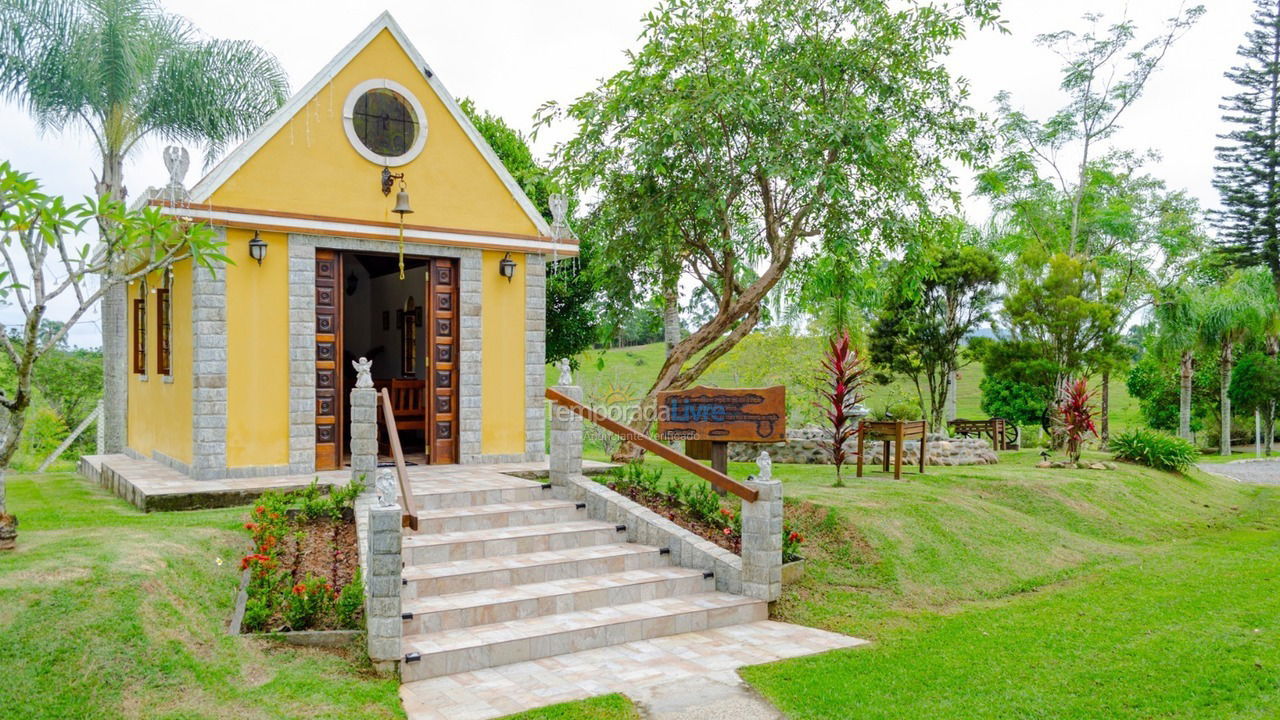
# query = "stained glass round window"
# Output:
<box><xmin>343</xmin><ymin>80</ymin><xmax>428</xmax><ymax>165</ymax></box>
<box><xmin>353</xmin><ymin>89</ymin><xmax>416</xmax><ymax>157</ymax></box>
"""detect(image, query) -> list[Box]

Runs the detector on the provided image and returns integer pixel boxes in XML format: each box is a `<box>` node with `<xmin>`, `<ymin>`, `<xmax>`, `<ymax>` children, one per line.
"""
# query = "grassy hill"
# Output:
<box><xmin>557</xmin><ymin>340</ymin><xmax>1145</xmax><ymax>438</ymax></box>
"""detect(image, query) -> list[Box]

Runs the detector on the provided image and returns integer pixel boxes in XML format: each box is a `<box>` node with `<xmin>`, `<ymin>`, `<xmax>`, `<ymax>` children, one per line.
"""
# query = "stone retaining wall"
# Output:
<box><xmin>729</xmin><ymin>428</ymin><xmax>999</xmax><ymax>466</ymax></box>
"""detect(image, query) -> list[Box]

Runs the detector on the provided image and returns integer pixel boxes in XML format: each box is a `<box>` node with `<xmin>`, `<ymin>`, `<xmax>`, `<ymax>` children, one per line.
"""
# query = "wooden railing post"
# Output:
<box><xmin>544</xmin><ymin>387</ymin><xmax>758</xmax><ymax>503</ymax></box>
<box><xmin>378</xmin><ymin>388</ymin><xmax>419</xmax><ymax>531</ymax></box>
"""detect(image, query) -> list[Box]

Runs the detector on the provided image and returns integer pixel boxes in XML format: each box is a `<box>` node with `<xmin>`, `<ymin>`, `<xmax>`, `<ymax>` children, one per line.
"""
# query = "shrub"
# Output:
<box><xmin>335</xmin><ymin>571</ymin><xmax>365</xmax><ymax>629</ymax></box>
<box><xmin>814</xmin><ymin>329</ymin><xmax>868</xmax><ymax>487</ymax></box>
<box><xmin>1111</xmin><ymin>428</ymin><xmax>1198</xmax><ymax>473</ymax></box>
<box><xmin>1058</xmin><ymin>377</ymin><xmax>1098</xmax><ymax>464</ymax></box>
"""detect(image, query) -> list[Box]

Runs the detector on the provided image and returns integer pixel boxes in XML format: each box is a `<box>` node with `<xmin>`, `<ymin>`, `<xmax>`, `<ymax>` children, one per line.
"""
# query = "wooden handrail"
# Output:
<box><xmin>379</xmin><ymin>388</ymin><xmax>420</xmax><ymax>531</ymax></box>
<box><xmin>545</xmin><ymin>387</ymin><xmax>759</xmax><ymax>502</ymax></box>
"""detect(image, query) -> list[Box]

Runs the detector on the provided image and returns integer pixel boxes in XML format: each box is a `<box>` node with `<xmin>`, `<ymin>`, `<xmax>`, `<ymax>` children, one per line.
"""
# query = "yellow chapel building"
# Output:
<box><xmin>120</xmin><ymin>13</ymin><xmax>570</xmax><ymax>480</ymax></box>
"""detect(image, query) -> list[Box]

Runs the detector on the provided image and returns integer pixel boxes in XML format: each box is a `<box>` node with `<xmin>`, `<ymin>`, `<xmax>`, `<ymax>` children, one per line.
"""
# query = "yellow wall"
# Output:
<box><xmin>127</xmin><ymin>261</ymin><xmax>193</xmax><ymax>464</ymax></box>
<box><xmin>481</xmin><ymin>251</ymin><xmax>527</xmax><ymax>455</ymax></box>
<box><xmin>209</xmin><ymin>29</ymin><xmax>539</xmax><ymax>238</ymax></box>
<box><xmin>225</xmin><ymin>229</ymin><xmax>290</xmax><ymax>468</ymax></box>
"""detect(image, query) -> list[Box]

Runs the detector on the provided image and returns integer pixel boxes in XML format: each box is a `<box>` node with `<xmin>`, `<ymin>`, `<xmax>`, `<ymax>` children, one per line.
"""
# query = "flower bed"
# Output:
<box><xmin>238</xmin><ymin>480</ymin><xmax>365</xmax><ymax>633</ymax></box>
<box><xmin>597</xmin><ymin>464</ymin><xmax>804</xmax><ymax>562</ymax></box>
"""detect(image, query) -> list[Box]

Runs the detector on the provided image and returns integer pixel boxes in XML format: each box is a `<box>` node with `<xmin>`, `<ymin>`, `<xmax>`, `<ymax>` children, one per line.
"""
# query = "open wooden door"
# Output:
<box><xmin>426</xmin><ymin>258</ymin><xmax>458</xmax><ymax>464</ymax></box>
<box><xmin>315</xmin><ymin>249</ymin><xmax>343</xmax><ymax>470</ymax></box>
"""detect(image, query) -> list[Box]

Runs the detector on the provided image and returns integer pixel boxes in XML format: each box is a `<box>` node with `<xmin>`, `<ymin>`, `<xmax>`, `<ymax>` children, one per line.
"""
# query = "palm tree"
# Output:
<box><xmin>1238</xmin><ymin>267</ymin><xmax>1280</xmax><ymax>454</ymax></box>
<box><xmin>0</xmin><ymin>0</ymin><xmax>288</xmax><ymax>451</ymax></box>
<box><xmin>1198</xmin><ymin>273</ymin><xmax>1268</xmax><ymax>456</ymax></box>
<box><xmin>1153</xmin><ymin>287</ymin><xmax>1202</xmax><ymax>442</ymax></box>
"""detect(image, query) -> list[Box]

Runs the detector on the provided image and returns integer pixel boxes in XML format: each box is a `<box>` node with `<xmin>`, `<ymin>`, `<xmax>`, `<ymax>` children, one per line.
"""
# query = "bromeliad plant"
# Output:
<box><xmin>1058</xmin><ymin>377</ymin><xmax>1099</xmax><ymax>464</ymax></box>
<box><xmin>816</xmin><ymin>330</ymin><xmax>868</xmax><ymax>487</ymax></box>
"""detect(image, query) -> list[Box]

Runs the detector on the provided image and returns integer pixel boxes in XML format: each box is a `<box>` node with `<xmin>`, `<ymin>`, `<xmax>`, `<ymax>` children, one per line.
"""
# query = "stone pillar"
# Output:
<box><xmin>190</xmin><ymin>257</ymin><xmax>228</xmax><ymax>480</ymax></box>
<box><xmin>740</xmin><ymin>476</ymin><xmax>783</xmax><ymax>602</ymax></box>
<box><xmin>349</xmin><ymin>359</ymin><xmax>378</xmax><ymax>484</ymax></box>
<box><xmin>366</xmin><ymin>503</ymin><xmax>402</xmax><ymax>671</ymax></box>
<box><xmin>549</xmin><ymin>382</ymin><xmax>583</xmax><ymax>487</ymax></box>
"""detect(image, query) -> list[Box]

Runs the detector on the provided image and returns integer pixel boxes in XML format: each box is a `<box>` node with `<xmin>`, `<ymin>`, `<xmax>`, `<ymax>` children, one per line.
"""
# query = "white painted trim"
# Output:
<box><xmin>341</xmin><ymin>78</ymin><xmax>428</xmax><ymax>166</ymax></box>
<box><xmin>163</xmin><ymin>205</ymin><xmax>578</xmax><ymax>256</ymax></box>
<box><xmin>188</xmin><ymin>12</ymin><xmax>552</xmax><ymax>237</ymax></box>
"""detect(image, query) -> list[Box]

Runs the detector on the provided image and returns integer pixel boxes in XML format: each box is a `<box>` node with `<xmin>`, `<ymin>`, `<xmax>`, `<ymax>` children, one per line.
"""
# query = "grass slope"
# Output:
<box><xmin>743</xmin><ymin>491</ymin><xmax>1280</xmax><ymax>719</ymax></box>
<box><xmin>585</xmin><ymin>451</ymin><xmax>1277</xmax><ymax>718</ymax></box>
<box><xmin>0</xmin><ymin>473</ymin><xmax>402</xmax><ymax>720</ymax></box>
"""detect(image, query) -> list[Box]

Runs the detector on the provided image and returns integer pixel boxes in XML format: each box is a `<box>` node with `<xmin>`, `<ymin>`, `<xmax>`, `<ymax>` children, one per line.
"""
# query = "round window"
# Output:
<box><xmin>343</xmin><ymin>80</ymin><xmax>428</xmax><ymax>165</ymax></box>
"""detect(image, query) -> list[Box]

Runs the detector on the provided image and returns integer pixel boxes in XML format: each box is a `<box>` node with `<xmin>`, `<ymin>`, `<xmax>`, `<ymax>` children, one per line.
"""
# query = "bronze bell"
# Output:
<box><xmin>392</xmin><ymin>188</ymin><xmax>414</xmax><ymax>215</ymax></box>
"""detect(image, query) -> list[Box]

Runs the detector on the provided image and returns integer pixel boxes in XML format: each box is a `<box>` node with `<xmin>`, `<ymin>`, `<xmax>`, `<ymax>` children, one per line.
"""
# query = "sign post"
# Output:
<box><xmin>658</xmin><ymin>386</ymin><xmax>787</xmax><ymax>489</ymax></box>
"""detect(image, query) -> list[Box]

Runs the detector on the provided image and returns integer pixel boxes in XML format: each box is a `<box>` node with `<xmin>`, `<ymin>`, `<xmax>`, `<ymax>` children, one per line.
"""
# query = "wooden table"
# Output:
<box><xmin>856</xmin><ymin>420</ymin><xmax>927</xmax><ymax>479</ymax></box>
<box><xmin>948</xmin><ymin>417</ymin><xmax>1007</xmax><ymax>451</ymax></box>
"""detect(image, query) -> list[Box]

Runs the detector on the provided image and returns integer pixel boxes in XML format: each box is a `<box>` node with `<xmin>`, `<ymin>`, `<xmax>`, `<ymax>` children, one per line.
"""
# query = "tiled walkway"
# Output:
<box><xmin>78</xmin><ymin>453</ymin><xmax>612</xmax><ymax>511</ymax></box>
<box><xmin>399</xmin><ymin>621</ymin><xmax>865</xmax><ymax>720</ymax></box>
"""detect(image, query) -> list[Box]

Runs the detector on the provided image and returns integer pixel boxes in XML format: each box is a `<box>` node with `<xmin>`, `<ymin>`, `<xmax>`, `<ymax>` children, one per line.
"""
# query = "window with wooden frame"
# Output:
<box><xmin>132</xmin><ymin>281</ymin><xmax>147</xmax><ymax>375</ymax></box>
<box><xmin>156</xmin><ymin>274</ymin><xmax>172</xmax><ymax>377</ymax></box>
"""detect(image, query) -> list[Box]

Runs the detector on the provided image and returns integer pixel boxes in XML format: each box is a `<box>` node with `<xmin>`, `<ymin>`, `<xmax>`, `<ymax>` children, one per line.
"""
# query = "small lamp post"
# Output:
<box><xmin>248</xmin><ymin>231</ymin><xmax>267</xmax><ymax>265</ymax></box>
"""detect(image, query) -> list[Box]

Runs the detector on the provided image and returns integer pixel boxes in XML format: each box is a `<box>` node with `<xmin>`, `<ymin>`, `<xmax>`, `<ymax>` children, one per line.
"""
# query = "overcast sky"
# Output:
<box><xmin>0</xmin><ymin>0</ymin><xmax>1258</xmax><ymax>347</ymax></box>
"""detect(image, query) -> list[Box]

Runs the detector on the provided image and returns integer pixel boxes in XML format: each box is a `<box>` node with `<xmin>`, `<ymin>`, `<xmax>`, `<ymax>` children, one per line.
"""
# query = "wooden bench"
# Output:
<box><xmin>373</xmin><ymin>378</ymin><xmax>425</xmax><ymax>453</ymax></box>
<box><xmin>948</xmin><ymin>417</ymin><xmax>1009</xmax><ymax>451</ymax></box>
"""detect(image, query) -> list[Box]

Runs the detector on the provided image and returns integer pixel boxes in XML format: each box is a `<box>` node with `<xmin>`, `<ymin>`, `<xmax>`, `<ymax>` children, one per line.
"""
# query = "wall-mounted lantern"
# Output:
<box><xmin>499</xmin><ymin>252</ymin><xmax>517</xmax><ymax>282</ymax></box>
<box><xmin>248</xmin><ymin>231</ymin><xmax>267</xmax><ymax>265</ymax></box>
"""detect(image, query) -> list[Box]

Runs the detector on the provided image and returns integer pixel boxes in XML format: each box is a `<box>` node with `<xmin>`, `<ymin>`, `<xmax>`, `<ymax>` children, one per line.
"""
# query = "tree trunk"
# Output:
<box><xmin>1178</xmin><ymin>350</ymin><xmax>1193</xmax><ymax>441</ymax></box>
<box><xmin>1220</xmin><ymin>342</ymin><xmax>1234</xmax><ymax>457</ymax></box>
<box><xmin>97</xmin><ymin>152</ymin><xmax>128</xmax><ymax>454</ymax></box>
<box><xmin>945</xmin><ymin>370</ymin><xmax>958</xmax><ymax>423</ymax></box>
<box><xmin>1100</xmin><ymin>368</ymin><xmax>1110</xmax><ymax>449</ymax></box>
<box><xmin>662</xmin><ymin>283</ymin><xmax>681</xmax><ymax>358</ymax></box>
<box><xmin>1268</xmin><ymin>399</ymin><xmax>1276</xmax><ymax>456</ymax></box>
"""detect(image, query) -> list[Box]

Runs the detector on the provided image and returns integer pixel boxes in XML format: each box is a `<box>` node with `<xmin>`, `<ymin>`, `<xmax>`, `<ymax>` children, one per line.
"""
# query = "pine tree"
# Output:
<box><xmin>1214</xmin><ymin>0</ymin><xmax>1280</xmax><ymax>293</ymax></box>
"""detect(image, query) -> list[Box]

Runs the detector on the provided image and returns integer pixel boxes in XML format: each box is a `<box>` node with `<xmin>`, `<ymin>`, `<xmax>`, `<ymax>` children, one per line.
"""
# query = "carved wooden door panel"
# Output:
<box><xmin>427</xmin><ymin>258</ymin><xmax>459</xmax><ymax>464</ymax></box>
<box><xmin>315</xmin><ymin>249</ymin><xmax>343</xmax><ymax>471</ymax></box>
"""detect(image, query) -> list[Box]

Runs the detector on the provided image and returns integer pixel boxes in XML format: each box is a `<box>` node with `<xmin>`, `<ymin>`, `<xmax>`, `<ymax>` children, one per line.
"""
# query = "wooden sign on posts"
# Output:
<box><xmin>658</xmin><ymin>386</ymin><xmax>786</xmax><ymax>483</ymax></box>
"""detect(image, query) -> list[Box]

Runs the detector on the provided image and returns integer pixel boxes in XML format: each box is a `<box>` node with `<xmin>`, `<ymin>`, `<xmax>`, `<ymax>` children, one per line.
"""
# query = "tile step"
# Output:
<box><xmin>402</xmin><ymin>521</ymin><xmax>626</xmax><ymax>565</ymax></box>
<box><xmin>410</xmin><ymin>478</ymin><xmax>549</xmax><ymax>510</ymax></box>
<box><xmin>401</xmin><ymin>543</ymin><xmax>666</xmax><ymax>598</ymax></box>
<box><xmin>400</xmin><ymin>566</ymin><xmax>714</xmax><ymax>635</ymax></box>
<box><xmin>413</xmin><ymin>499</ymin><xmax>586</xmax><ymax>534</ymax></box>
<box><xmin>400</xmin><ymin>593</ymin><xmax>767</xmax><ymax>681</ymax></box>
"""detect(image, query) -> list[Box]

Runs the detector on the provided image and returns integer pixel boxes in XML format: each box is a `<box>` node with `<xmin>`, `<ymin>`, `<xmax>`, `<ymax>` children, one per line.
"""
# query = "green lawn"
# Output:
<box><xmin>605</xmin><ymin>450</ymin><xmax>1280</xmax><ymax>719</ymax></box>
<box><xmin>0</xmin><ymin>472</ymin><xmax>403</xmax><ymax>719</ymax></box>
<box><xmin>5</xmin><ymin>453</ymin><xmax>1275</xmax><ymax>719</ymax></box>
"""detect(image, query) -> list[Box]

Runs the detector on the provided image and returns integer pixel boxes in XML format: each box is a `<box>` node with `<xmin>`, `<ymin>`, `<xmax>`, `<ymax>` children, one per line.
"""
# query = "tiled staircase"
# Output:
<box><xmin>396</xmin><ymin>472</ymin><xmax>767</xmax><ymax>683</ymax></box>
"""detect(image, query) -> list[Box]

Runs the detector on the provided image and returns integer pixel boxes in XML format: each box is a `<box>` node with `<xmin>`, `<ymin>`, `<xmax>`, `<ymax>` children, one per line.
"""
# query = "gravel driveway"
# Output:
<box><xmin>1198</xmin><ymin>459</ymin><xmax>1280</xmax><ymax>485</ymax></box>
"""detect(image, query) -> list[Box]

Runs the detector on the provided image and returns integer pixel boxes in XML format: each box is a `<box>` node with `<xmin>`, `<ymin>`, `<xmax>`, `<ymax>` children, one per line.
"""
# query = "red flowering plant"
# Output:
<box><xmin>237</xmin><ymin>478</ymin><xmax>366</xmax><ymax>633</ymax></box>
<box><xmin>1058</xmin><ymin>377</ymin><xmax>1099</xmax><ymax>464</ymax></box>
<box><xmin>815</xmin><ymin>330</ymin><xmax>868</xmax><ymax>488</ymax></box>
<box><xmin>782</xmin><ymin>521</ymin><xmax>805</xmax><ymax>563</ymax></box>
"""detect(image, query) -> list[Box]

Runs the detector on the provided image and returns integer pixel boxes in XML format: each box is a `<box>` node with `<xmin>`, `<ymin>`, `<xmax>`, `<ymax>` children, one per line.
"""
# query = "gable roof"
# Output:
<box><xmin>187</xmin><ymin>11</ymin><xmax>551</xmax><ymax>238</ymax></box>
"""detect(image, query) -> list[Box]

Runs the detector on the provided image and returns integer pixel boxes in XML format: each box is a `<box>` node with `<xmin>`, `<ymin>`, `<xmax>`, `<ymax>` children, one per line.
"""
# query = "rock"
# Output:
<box><xmin>1103</xmin><ymin>462</ymin><xmax>1119</xmax><ymax>470</ymax></box>
<box><xmin>1089</xmin><ymin>463</ymin><xmax>1107</xmax><ymax>470</ymax></box>
<box><xmin>1036</xmin><ymin>461</ymin><xmax>1052</xmax><ymax>468</ymax></box>
<box><xmin>1050</xmin><ymin>461</ymin><xmax>1066</xmax><ymax>469</ymax></box>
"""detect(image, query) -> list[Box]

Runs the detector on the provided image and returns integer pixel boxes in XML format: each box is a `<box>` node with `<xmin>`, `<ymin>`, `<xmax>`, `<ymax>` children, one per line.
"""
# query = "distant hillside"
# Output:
<box><xmin>552</xmin><ymin>339</ymin><xmax>1144</xmax><ymax>437</ymax></box>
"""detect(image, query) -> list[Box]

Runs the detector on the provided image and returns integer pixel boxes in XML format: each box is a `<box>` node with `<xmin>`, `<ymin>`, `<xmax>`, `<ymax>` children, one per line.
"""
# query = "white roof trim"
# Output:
<box><xmin>187</xmin><ymin>11</ymin><xmax>552</xmax><ymax>237</ymax></box>
<box><xmin>163</xmin><ymin>205</ymin><xmax>578</xmax><ymax>257</ymax></box>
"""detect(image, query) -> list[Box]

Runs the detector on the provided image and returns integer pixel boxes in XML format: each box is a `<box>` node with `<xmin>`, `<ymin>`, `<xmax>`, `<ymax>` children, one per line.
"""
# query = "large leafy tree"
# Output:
<box><xmin>542</xmin><ymin>0</ymin><xmax>1000</xmax><ymax>458</ymax></box>
<box><xmin>1199</xmin><ymin>272</ymin><xmax>1269</xmax><ymax>455</ymax></box>
<box><xmin>460</xmin><ymin>99</ymin><xmax>599</xmax><ymax>367</ymax></box>
<box><xmin>0</xmin><ymin>0</ymin><xmax>288</xmax><ymax>452</ymax></box>
<box><xmin>981</xmin><ymin>7</ymin><xmax>1205</xmax><ymax>445</ymax></box>
<box><xmin>870</xmin><ymin>226</ymin><xmax>1001</xmax><ymax>432</ymax></box>
<box><xmin>1214</xmin><ymin>0</ymin><xmax>1280</xmax><ymax>294</ymax></box>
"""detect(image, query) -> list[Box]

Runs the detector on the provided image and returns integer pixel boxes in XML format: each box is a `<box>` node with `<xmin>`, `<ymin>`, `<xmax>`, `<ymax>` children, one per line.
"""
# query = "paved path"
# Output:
<box><xmin>1198</xmin><ymin>459</ymin><xmax>1280</xmax><ymax>485</ymax></box>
